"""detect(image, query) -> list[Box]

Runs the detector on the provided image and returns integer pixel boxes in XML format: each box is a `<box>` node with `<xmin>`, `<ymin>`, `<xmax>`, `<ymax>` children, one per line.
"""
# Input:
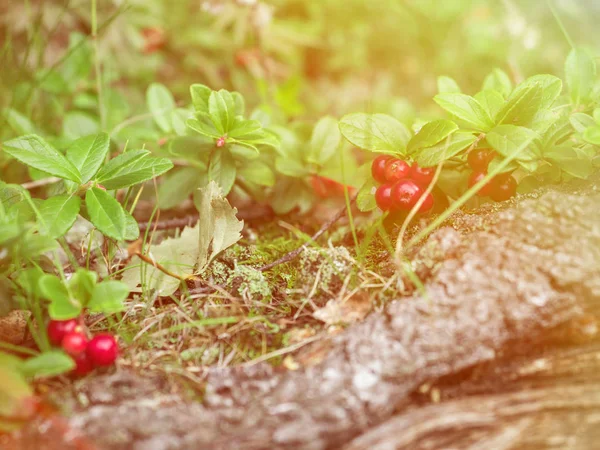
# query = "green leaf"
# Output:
<box><xmin>190</xmin><ymin>84</ymin><xmax>211</xmax><ymax>114</ymax></box>
<box><xmin>271</xmin><ymin>178</ymin><xmax>313</xmax><ymax>215</ymax></box>
<box><xmin>3</xmin><ymin>135</ymin><xmax>81</xmax><ymax>182</ymax></box>
<box><xmin>437</xmin><ymin>76</ymin><xmax>461</xmax><ymax>94</ymax></box>
<box><xmin>186</xmin><ymin>116</ymin><xmax>221</xmax><ymax>139</ymax></box>
<box><xmin>87</xmin><ymin>280</ymin><xmax>128</xmax><ymax>314</ymax></box>
<box><xmin>208</xmin><ymin>90</ymin><xmax>236</xmax><ymax>134</ymax></box>
<box><xmin>194</xmin><ymin>182</ymin><xmax>244</xmax><ymax>271</ymax></box>
<box><xmin>124</xmin><ymin>212</ymin><xmax>140</xmax><ymax>241</ymax></box>
<box><xmin>147</xmin><ymin>83</ymin><xmax>176</xmax><ymax>133</ymax></box>
<box><xmin>356</xmin><ymin>179</ymin><xmax>377</xmax><ymax>212</ymax></box>
<box><xmin>482</xmin><ymin>69</ymin><xmax>513</xmax><ymax>98</ymax></box>
<box><xmin>63</xmin><ymin>111</ymin><xmax>99</xmax><ymax>140</ymax></box>
<box><xmin>238</xmin><ymin>160</ymin><xmax>275</xmax><ymax>186</ymax></box>
<box><xmin>66</xmin><ymin>132</ymin><xmax>110</xmax><ymax>183</ymax></box>
<box><xmin>3</xmin><ymin>108</ymin><xmax>36</xmax><ymax>135</ymax></box>
<box><xmin>565</xmin><ymin>48</ymin><xmax>596</xmax><ymax>106</ymax></box>
<box><xmin>570</xmin><ymin>113</ymin><xmax>596</xmax><ymax>133</ymax></box>
<box><xmin>413</xmin><ymin>131</ymin><xmax>477</xmax><ymax>167</ymax></box>
<box><xmin>474</xmin><ymin>90</ymin><xmax>505</xmax><ymax>121</ymax></box>
<box><xmin>85</xmin><ymin>187</ymin><xmax>127</xmax><ymax>241</ymax></box>
<box><xmin>583</xmin><ymin>125</ymin><xmax>600</xmax><ymax>145</ymax></box>
<box><xmin>158</xmin><ymin>167</ymin><xmax>204</xmax><ymax>210</ymax></box>
<box><xmin>545</xmin><ymin>146</ymin><xmax>594</xmax><ymax>179</ymax></box>
<box><xmin>38</xmin><ymin>195</ymin><xmax>81</xmax><ymax>239</ymax></box>
<box><xmin>227</xmin><ymin>118</ymin><xmax>263</xmax><ymax>139</ymax></box>
<box><xmin>96</xmin><ymin>154</ymin><xmax>173</xmax><ymax>190</ymax></box>
<box><xmin>433</xmin><ymin>93</ymin><xmax>494</xmax><ymax>131</ymax></box>
<box><xmin>339</xmin><ymin>113</ymin><xmax>411</xmax><ymax>154</ymax></box>
<box><xmin>486</xmin><ymin>125</ymin><xmax>540</xmax><ymax>162</ymax></box>
<box><xmin>68</xmin><ymin>269</ymin><xmax>97</xmax><ymax>307</ymax></box>
<box><xmin>407</xmin><ymin>119</ymin><xmax>458</xmax><ymax>154</ymax></box>
<box><xmin>39</xmin><ymin>274</ymin><xmax>82</xmax><ymax>319</ymax></box>
<box><xmin>232</xmin><ymin>91</ymin><xmax>245</xmax><ymax>116</ymax></box>
<box><xmin>20</xmin><ymin>351</ymin><xmax>74</xmax><ymax>379</ymax></box>
<box><xmin>171</xmin><ymin>109</ymin><xmax>190</xmax><ymax>136</ymax></box>
<box><xmin>307</xmin><ymin>116</ymin><xmax>341</xmax><ymax>165</ymax></box>
<box><xmin>208</xmin><ymin>149</ymin><xmax>237</xmax><ymax>195</ymax></box>
<box><xmin>60</xmin><ymin>32</ymin><xmax>91</xmax><ymax>86</ymax></box>
<box><xmin>95</xmin><ymin>150</ymin><xmax>148</xmax><ymax>183</ymax></box>
<box><xmin>275</xmin><ymin>157</ymin><xmax>310</xmax><ymax>177</ymax></box>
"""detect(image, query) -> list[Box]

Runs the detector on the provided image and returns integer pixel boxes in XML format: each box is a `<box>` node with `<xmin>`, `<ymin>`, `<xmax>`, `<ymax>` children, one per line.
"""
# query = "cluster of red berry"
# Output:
<box><xmin>47</xmin><ymin>319</ymin><xmax>119</xmax><ymax>376</ymax></box>
<box><xmin>466</xmin><ymin>149</ymin><xmax>517</xmax><ymax>202</ymax></box>
<box><xmin>372</xmin><ymin>156</ymin><xmax>436</xmax><ymax>213</ymax></box>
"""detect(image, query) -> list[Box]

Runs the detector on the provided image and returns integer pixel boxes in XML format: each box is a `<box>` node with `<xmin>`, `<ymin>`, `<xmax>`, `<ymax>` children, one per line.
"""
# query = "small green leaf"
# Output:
<box><xmin>38</xmin><ymin>195</ymin><xmax>81</xmax><ymax>239</ymax></box>
<box><xmin>66</xmin><ymin>132</ymin><xmax>110</xmax><ymax>183</ymax></box>
<box><xmin>238</xmin><ymin>160</ymin><xmax>275</xmax><ymax>186</ymax></box>
<box><xmin>413</xmin><ymin>131</ymin><xmax>477</xmax><ymax>167</ymax></box>
<box><xmin>339</xmin><ymin>113</ymin><xmax>411</xmax><ymax>154</ymax></box>
<box><xmin>275</xmin><ymin>157</ymin><xmax>310</xmax><ymax>177</ymax></box>
<box><xmin>96</xmin><ymin>154</ymin><xmax>173</xmax><ymax>190</ymax></box>
<box><xmin>208</xmin><ymin>149</ymin><xmax>237</xmax><ymax>195</ymax></box>
<box><xmin>482</xmin><ymin>69</ymin><xmax>513</xmax><ymax>98</ymax></box>
<box><xmin>570</xmin><ymin>113</ymin><xmax>596</xmax><ymax>133</ymax></box>
<box><xmin>124</xmin><ymin>212</ymin><xmax>140</xmax><ymax>241</ymax></box>
<box><xmin>190</xmin><ymin>84</ymin><xmax>211</xmax><ymax>114</ymax></box>
<box><xmin>39</xmin><ymin>274</ymin><xmax>82</xmax><ymax>319</ymax></box>
<box><xmin>356</xmin><ymin>179</ymin><xmax>377</xmax><ymax>212</ymax></box>
<box><xmin>158</xmin><ymin>167</ymin><xmax>204</xmax><ymax>210</ymax></box>
<box><xmin>307</xmin><ymin>116</ymin><xmax>341</xmax><ymax>165</ymax></box>
<box><xmin>486</xmin><ymin>125</ymin><xmax>540</xmax><ymax>162</ymax></box>
<box><xmin>437</xmin><ymin>76</ymin><xmax>461</xmax><ymax>94</ymax></box>
<box><xmin>545</xmin><ymin>146</ymin><xmax>594</xmax><ymax>178</ymax></box>
<box><xmin>474</xmin><ymin>90</ymin><xmax>505</xmax><ymax>121</ymax></box>
<box><xmin>21</xmin><ymin>351</ymin><xmax>74</xmax><ymax>379</ymax></box>
<box><xmin>232</xmin><ymin>91</ymin><xmax>245</xmax><ymax>116</ymax></box>
<box><xmin>3</xmin><ymin>108</ymin><xmax>36</xmax><ymax>135</ymax></box>
<box><xmin>87</xmin><ymin>280</ymin><xmax>128</xmax><ymax>314</ymax></box>
<box><xmin>95</xmin><ymin>150</ymin><xmax>148</xmax><ymax>182</ymax></box>
<box><xmin>63</xmin><ymin>111</ymin><xmax>99</xmax><ymax>140</ymax></box>
<box><xmin>147</xmin><ymin>83</ymin><xmax>176</xmax><ymax>133</ymax></box>
<box><xmin>3</xmin><ymin>135</ymin><xmax>81</xmax><ymax>182</ymax></box>
<box><xmin>186</xmin><ymin>116</ymin><xmax>221</xmax><ymax>139</ymax></box>
<box><xmin>407</xmin><ymin>119</ymin><xmax>458</xmax><ymax>154</ymax></box>
<box><xmin>433</xmin><ymin>93</ymin><xmax>494</xmax><ymax>131</ymax></box>
<box><xmin>208</xmin><ymin>90</ymin><xmax>236</xmax><ymax>134</ymax></box>
<box><xmin>583</xmin><ymin>125</ymin><xmax>600</xmax><ymax>145</ymax></box>
<box><xmin>85</xmin><ymin>187</ymin><xmax>127</xmax><ymax>241</ymax></box>
<box><xmin>68</xmin><ymin>269</ymin><xmax>97</xmax><ymax>307</ymax></box>
<box><xmin>565</xmin><ymin>48</ymin><xmax>596</xmax><ymax>106</ymax></box>
<box><xmin>227</xmin><ymin>118</ymin><xmax>262</xmax><ymax>139</ymax></box>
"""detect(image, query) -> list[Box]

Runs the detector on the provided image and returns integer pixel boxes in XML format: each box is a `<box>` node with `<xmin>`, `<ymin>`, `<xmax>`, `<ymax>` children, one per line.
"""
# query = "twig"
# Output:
<box><xmin>259</xmin><ymin>194</ymin><xmax>357</xmax><ymax>272</ymax></box>
<box><xmin>134</xmin><ymin>251</ymin><xmax>192</xmax><ymax>283</ymax></box>
<box><xmin>21</xmin><ymin>177</ymin><xmax>60</xmax><ymax>190</ymax></box>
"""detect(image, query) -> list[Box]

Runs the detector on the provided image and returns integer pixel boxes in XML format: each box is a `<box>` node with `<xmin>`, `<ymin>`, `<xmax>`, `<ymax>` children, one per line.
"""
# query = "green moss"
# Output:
<box><xmin>297</xmin><ymin>246</ymin><xmax>353</xmax><ymax>295</ymax></box>
<box><xmin>227</xmin><ymin>264</ymin><xmax>272</xmax><ymax>301</ymax></box>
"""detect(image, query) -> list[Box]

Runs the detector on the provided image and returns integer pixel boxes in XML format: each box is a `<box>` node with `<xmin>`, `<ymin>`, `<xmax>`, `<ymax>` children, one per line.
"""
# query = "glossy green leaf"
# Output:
<box><xmin>85</xmin><ymin>187</ymin><xmax>127</xmax><ymax>241</ymax></box>
<box><xmin>437</xmin><ymin>76</ymin><xmax>461</xmax><ymax>94</ymax></box>
<box><xmin>68</xmin><ymin>269</ymin><xmax>97</xmax><ymax>307</ymax></box>
<box><xmin>38</xmin><ymin>195</ymin><xmax>81</xmax><ymax>239</ymax></box>
<box><xmin>486</xmin><ymin>125</ymin><xmax>540</xmax><ymax>161</ymax></box>
<box><xmin>238</xmin><ymin>160</ymin><xmax>275</xmax><ymax>186</ymax></box>
<box><xmin>570</xmin><ymin>113</ymin><xmax>596</xmax><ymax>133</ymax></box>
<box><xmin>87</xmin><ymin>280</ymin><xmax>129</xmax><ymax>314</ymax></box>
<box><xmin>565</xmin><ymin>48</ymin><xmax>596</xmax><ymax>106</ymax></box>
<box><xmin>307</xmin><ymin>116</ymin><xmax>341</xmax><ymax>165</ymax></box>
<box><xmin>21</xmin><ymin>351</ymin><xmax>75</xmax><ymax>379</ymax></box>
<box><xmin>158</xmin><ymin>167</ymin><xmax>203</xmax><ymax>210</ymax></box>
<box><xmin>474</xmin><ymin>90</ymin><xmax>505</xmax><ymax>121</ymax></box>
<box><xmin>66</xmin><ymin>132</ymin><xmax>110</xmax><ymax>183</ymax></box>
<box><xmin>407</xmin><ymin>119</ymin><xmax>458</xmax><ymax>154</ymax></box>
<box><xmin>39</xmin><ymin>274</ymin><xmax>82</xmax><ymax>319</ymax></box>
<box><xmin>208</xmin><ymin>149</ymin><xmax>237</xmax><ymax>195</ymax></box>
<box><xmin>583</xmin><ymin>126</ymin><xmax>600</xmax><ymax>145</ymax></box>
<box><xmin>208</xmin><ymin>90</ymin><xmax>236</xmax><ymax>134</ymax></box>
<box><xmin>434</xmin><ymin>93</ymin><xmax>494</xmax><ymax>131</ymax></box>
<box><xmin>339</xmin><ymin>113</ymin><xmax>411</xmax><ymax>154</ymax></box>
<box><xmin>545</xmin><ymin>146</ymin><xmax>594</xmax><ymax>178</ymax></box>
<box><xmin>356</xmin><ymin>179</ymin><xmax>378</xmax><ymax>212</ymax></box>
<box><xmin>414</xmin><ymin>131</ymin><xmax>477</xmax><ymax>167</ymax></box>
<box><xmin>63</xmin><ymin>111</ymin><xmax>99</xmax><ymax>140</ymax></box>
<box><xmin>147</xmin><ymin>83</ymin><xmax>176</xmax><ymax>133</ymax></box>
<box><xmin>482</xmin><ymin>68</ymin><xmax>513</xmax><ymax>98</ymax></box>
<box><xmin>3</xmin><ymin>135</ymin><xmax>81</xmax><ymax>182</ymax></box>
<box><xmin>190</xmin><ymin>84</ymin><xmax>211</xmax><ymax>114</ymax></box>
<box><xmin>186</xmin><ymin>116</ymin><xmax>221</xmax><ymax>139</ymax></box>
<box><xmin>96</xmin><ymin>155</ymin><xmax>173</xmax><ymax>190</ymax></box>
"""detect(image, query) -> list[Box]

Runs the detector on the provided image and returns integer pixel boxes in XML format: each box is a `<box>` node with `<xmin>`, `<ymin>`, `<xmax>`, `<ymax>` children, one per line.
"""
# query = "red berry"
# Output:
<box><xmin>47</xmin><ymin>319</ymin><xmax>78</xmax><ymax>346</ymax></box>
<box><xmin>87</xmin><ymin>334</ymin><xmax>119</xmax><ymax>367</ymax></box>
<box><xmin>371</xmin><ymin>155</ymin><xmax>392</xmax><ymax>184</ymax></box>
<box><xmin>468</xmin><ymin>172</ymin><xmax>493</xmax><ymax>197</ymax></box>
<box><xmin>467</xmin><ymin>148</ymin><xmax>496</xmax><ymax>171</ymax></box>
<box><xmin>409</xmin><ymin>163</ymin><xmax>435</xmax><ymax>187</ymax></box>
<box><xmin>61</xmin><ymin>332</ymin><xmax>88</xmax><ymax>357</ymax></box>
<box><xmin>418</xmin><ymin>192</ymin><xmax>434</xmax><ymax>213</ymax></box>
<box><xmin>391</xmin><ymin>179</ymin><xmax>422</xmax><ymax>210</ymax></box>
<box><xmin>375</xmin><ymin>184</ymin><xmax>394</xmax><ymax>211</ymax></box>
<box><xmin>490</xmin><ymin>173</ymin><xmax>517</xmax><ymax>202</ymax></box>
<box><xmin>72</xmin><ymin>353</ymin><xmax>94</xmax><ymax>377</ymax></box>
<box><xmin>384</xmin><ymin>159</ymin><xmax>411</xmax><ymax>183</ymax></box>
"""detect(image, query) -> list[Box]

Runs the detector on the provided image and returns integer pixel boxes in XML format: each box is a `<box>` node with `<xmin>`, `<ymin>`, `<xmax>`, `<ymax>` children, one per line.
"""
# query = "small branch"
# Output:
<box><xmin>259</xmin><ymin>194</ymin><xmax>357</xmax><ymax>272</ymax></box>
<box><xmin>21</xmin><ymin>177</ymin><xmax>60</xmax><ymax>190</ymax></box>
<box><xmin>134</xmin><ymin>251</ymin><xmax>191</xmax><ymax>283</ymax></box>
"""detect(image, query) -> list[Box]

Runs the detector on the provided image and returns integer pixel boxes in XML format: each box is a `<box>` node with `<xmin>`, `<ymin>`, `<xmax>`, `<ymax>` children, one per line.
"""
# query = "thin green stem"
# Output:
<box><xmin>547</xmin><ymin>0</ymin><xmax>575</xmax><ymax>50</ymax></box>
<box><xmin>91</xmin><ymin>0</ymin><xmax>105</xmax><ymax>129</ymax></box>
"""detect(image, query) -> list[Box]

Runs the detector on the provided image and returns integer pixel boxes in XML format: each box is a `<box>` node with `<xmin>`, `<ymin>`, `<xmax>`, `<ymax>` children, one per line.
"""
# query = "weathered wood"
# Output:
<box><xmin>5</xmin><ymin>184</ymin><xmax>600</xmax><ymax>450</ymax></box>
